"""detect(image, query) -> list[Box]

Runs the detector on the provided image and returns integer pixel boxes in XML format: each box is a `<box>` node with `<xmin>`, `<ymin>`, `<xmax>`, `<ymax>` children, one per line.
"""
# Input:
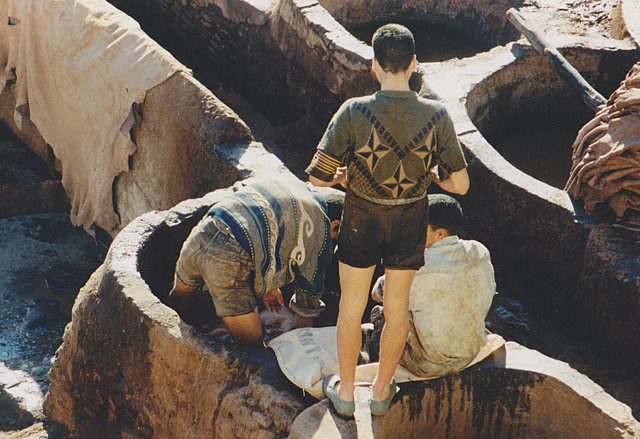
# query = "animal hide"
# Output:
<box><xmin>565</xmin><ymin>63</ymin><xmax>640</xmax><ymax>217</ymax></box>
<box><xmin>0</xmin><ymin>0</ymin><xmax>187</xmax><ymax>232</ymax></box>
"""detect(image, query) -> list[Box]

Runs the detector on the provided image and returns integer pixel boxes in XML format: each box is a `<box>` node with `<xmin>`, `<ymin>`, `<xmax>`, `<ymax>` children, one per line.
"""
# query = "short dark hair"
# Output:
<box><xmin>372</xmin><ymin>24</ymin><xmax>415</xmax><ymax>74</ymax></box>
<box><xmin>309</xmin><ymin>186</ymin><xmax>344</xmax><ymax>222</ymax></box>
<box><xmin>428</xmin><ymin>194</ymin><xmax>463</xmax><ymax>235</ymax></box>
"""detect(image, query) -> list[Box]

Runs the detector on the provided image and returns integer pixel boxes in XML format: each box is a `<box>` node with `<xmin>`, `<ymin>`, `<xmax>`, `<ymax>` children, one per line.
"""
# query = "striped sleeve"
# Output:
<box><xmin>306</xmin><ymin>100</ymin><xmax>352</xmax><ymax>182</ymax></box>
<box><xmin>306</xmin><ymin>150</ymin><xmax>341</xmax><ymax>182</ymax></box>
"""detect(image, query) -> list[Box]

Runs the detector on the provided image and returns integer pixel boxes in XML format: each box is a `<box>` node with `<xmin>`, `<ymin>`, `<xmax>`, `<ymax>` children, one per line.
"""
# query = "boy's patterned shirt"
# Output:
<box><xmin>306</xmin><ymin>90</ymin><xmax>467</xmax><ymax>204</ymax></box>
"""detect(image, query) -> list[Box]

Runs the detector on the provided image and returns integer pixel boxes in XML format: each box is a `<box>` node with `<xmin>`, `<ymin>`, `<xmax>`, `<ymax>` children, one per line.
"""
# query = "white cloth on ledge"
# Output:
<box><xmin>269</xmin><ymin>326</ymin><xmax>505</xmax><ymax>400</ymax></box>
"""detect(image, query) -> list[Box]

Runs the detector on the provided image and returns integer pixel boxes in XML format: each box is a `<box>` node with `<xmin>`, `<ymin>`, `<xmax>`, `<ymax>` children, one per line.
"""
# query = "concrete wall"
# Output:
<box><xmin>45</xmin><ymin>185</ymin><xmax>640</xmax><ymax>438</ymax></box>
<box><xmin>109</xmin><ymin>0</ymin><xmax>378</xmax><ymax>126</ymax></box>
<box><xmin>44</xmin><ymin>185</ymin><xmax>308</xmax><ymax>438</ymax></box>
<box><xmin>290</xmin><ymin>343</ymin><xmax>640</xmax><ymax>438</ymax></box>
<box><xmin>113</xmin><ymin>72</ymin><xmax>252</xmax><ymax>229</ymax></box>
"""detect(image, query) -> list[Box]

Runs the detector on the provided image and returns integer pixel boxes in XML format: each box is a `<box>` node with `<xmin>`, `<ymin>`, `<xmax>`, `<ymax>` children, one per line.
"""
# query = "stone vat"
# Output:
<box><xmin>43</xmin><ymin>184</ymin><xmax>306</xmax><ymax>438</ymax></box>
<box><xmin>317</xmin><ymin>0</ymin><xmax>523</xmax><ymax>61</ymax></box>
<box><xmin>420</xmin><ymin>38</ymin><xmax>640</xmax><ymax>365</ymax></box>
<box><xmin>0</xmin><ymin>0</ymin><xmax>635</xmax><ymax>435</ymax></box>
<box><xmin>613</xmin><ymin>0</ymin><xmax>640</xmax><ymax>47</ymax></box>
<box><xmin>44</xmin><ymin>184</ymin><xmax>640</xmax><ymax>438</ymax></box>
<box><xmin>290</xmin><ymin>343</ymin><xmax>640</xmax><ymax>439</ymax></box>
<box><xmin>108</xmin><ymin>0</ymin><xmax>376</xmax><ymax>127</ymax></box>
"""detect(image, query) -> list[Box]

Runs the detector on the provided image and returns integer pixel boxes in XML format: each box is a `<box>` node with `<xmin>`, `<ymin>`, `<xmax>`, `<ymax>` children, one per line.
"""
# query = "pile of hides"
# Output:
<box><xmin>565</xmin><ymin>62</ymin><xmax>640</xmax><ymax>217</ymax></box>
<box><xmin>0</xmin><ymin>0</ymin><xmax>187</xmax><ymax>232</ymax></box>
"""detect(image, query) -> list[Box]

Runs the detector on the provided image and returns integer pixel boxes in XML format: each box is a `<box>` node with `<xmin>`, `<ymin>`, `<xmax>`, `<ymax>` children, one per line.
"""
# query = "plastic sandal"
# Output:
<box><xmin>370</xmin><ymin>378</ymin><xmax>399</xmax><ymax>416</ymax></box>
<box><xmin>322</xmin><ymin>374</ymin><xmax>356</xmax><ymax>417</ymax></box>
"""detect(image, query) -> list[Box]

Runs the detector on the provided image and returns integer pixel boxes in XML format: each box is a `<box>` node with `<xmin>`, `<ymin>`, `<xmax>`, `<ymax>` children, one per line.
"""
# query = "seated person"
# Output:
<box><xmin>169</xmin><ymin>178</ymin><xmax>343</xmax><ymax>345</ymax></box>
<box><xmin>368</xmin><ymin>194</ymin><xmax>496</xmax><ymax>377</ymax></box>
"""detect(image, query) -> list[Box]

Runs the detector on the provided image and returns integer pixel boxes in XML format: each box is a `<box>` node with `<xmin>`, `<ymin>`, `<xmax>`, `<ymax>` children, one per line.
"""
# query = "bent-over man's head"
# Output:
<box><xmin>426</xmin><ymin>194</ymin><xmax>463</xmax><ymax>247</ymax></box>
<box><xmin>309</xmin><ymin>186</ymin><xmax>344</xmax><ymax>239</ymax></box>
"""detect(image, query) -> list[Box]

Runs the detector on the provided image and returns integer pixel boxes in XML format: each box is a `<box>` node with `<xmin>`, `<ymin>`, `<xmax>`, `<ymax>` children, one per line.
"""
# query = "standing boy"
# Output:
<box><xmin>306</xmin><ymin>24</ymin><xmax>469</xmax><ymax>416</ymax></box>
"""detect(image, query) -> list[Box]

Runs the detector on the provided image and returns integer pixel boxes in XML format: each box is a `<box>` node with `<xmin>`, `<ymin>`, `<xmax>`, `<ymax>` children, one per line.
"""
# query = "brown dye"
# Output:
<box><xmin>486</xmin><ymin>125</ymin><xmax>577</xmax><ymax>189</ymax></box>
<box><xmin>348</xmin><ymin>21</ymin><xmax>489</xmax><ymax>63</ymax></box>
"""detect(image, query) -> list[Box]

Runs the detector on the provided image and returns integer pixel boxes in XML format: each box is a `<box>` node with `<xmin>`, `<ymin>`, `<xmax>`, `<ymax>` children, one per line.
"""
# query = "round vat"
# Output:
<box><xmin>466</xmin><ymin>45</ymin><xmax>638</xmax><ymax>189</ymax></box>
<box><xmin>318</xmin><ymin>0</ymin><xmax>524</xmax><ymax>62</ymax></box>
<box><xmin>290</xmin><ymin>343</ymin><xmax>640</xmax><ymax>439</ymax></box>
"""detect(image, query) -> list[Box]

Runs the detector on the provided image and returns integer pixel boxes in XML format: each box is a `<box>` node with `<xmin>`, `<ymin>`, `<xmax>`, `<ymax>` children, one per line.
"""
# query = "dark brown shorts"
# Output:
<box><xmin>337</xmin><ymin>191</ymin><xmax>428</xmax><ymax>270</ymax></box>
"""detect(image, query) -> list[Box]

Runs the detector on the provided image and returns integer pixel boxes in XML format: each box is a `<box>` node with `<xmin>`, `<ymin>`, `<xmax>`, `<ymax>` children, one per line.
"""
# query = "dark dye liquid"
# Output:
<box><xmin>348</xmin><ymin>21</ymin><xmax>489</xmax><ymax>63</ymax></box>
<box><xmin>489</xmin><ymin>125</ymin><xmax>577</xmax><ymax>189</ymax></box>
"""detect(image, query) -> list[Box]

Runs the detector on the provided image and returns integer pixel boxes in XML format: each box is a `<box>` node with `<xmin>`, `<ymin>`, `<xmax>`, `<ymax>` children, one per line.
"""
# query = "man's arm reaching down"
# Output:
<box><xmin>371</xmin><ymin>275</ymin><xmax>385</xmax><ymax>303</ymax></box>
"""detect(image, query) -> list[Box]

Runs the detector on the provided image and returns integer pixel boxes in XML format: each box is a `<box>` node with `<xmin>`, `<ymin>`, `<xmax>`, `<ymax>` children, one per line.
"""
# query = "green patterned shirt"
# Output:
<box><xmin>306</xmin><ymin>90</ymin><xmax>466</xmax><ymax>204</ymax></box>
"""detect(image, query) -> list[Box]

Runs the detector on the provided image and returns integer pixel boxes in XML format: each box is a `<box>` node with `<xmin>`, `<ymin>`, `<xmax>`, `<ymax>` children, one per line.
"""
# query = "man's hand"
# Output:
<box><xmin>294</xmin><ymin>314</ymin><xmax>314</xmax><ymax>328</ymax></box>
<box><xmin>334</xmin><ymin>166</ymin><xmax>348</xmax><ymax>189</ymax></box>
<box><xmin>371</xmin><ymin>276</ymin><xmax>385</xmax><ymax>303</ymax></box>
<box><xmin>263</xmin><ymin>288</ymin><xmax>284</xmax><ymax>313</ymax></box>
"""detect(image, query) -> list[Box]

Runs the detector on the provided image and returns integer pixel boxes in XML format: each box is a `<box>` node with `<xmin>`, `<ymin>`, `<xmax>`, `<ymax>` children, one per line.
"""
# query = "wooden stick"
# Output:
<box><xmin>506</xmin><ymin>8</ymin><xmax>607</xmax><ymax>112</ymax></box>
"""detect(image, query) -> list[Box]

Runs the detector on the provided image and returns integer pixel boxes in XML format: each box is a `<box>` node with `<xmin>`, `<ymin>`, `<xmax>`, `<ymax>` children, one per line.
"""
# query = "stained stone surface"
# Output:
<box><xmin>0</xmin><ymin>126</ymin><xmax>67</xmax><ymax>218</ymax></box>
<box><xmin>289</xmin><ymin>343</ymin><xmax>640</xmax><ymax>439</ymax></box>
<box><xmin>0</xmin><ymin>213</ymin><xmax>105</xmax><ymax>433</ymax></box>
<box><xmin>44</xmin><ymin>186</ymin><xmax>311</xmax><ymax>438</ymax></box>
<box><xmin>43</xmin><ymin>186</ymin><xmax>640</xmax><ymax>438</ymax></box>
<box><xmin>423</xmin><ymin>38</ymin><xmax>640</xmax><ymax>369</ymax></box>
<box><xmin>0</xmin><ymin>0</ymin><xmax>638</xmax><ymax>436</ymax></box>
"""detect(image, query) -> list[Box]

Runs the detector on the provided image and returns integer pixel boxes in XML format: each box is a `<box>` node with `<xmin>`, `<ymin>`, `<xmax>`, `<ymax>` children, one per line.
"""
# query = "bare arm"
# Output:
<box><xmin>171</xmin><ymin>277</ymin><xmax>198</xmax><ymax>297</ymax></box>
<box><xmin>308</xmin><ymin>166</ymin><xmax>347</xmax><ymax>189</ymax></box>
<box><xmin>432</xmin><ymin>168</ymin><xmax>470</xmax><ymax>195</ymax></box>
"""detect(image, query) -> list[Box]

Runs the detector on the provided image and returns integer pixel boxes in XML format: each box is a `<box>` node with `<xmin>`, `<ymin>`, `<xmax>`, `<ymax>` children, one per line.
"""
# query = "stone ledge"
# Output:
<box><xmin>44</xmin><ymin>179</ymin><xmax>312</xmax><ymax>438</ymax></box>
<box><xmin>620</xmin><ymin>0</ymin><xmax>640</xmax><ymax>47</ymax></box>
<box><xmin>289</xmin><ymin>342</ymin><xmax>640</xmax><ymax>439</ymax></box>
<box><xmin>203</xmin><ymin>0</ymin><xmax>271</xmax><ymax>25</ymax></box>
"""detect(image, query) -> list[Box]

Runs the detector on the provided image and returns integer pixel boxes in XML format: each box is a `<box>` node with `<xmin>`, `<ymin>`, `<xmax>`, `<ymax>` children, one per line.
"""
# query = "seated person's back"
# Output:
<box><xmin>370</xmin><ymin>194</ymin><xmax>496</xmax><ymax>377</ymax></box>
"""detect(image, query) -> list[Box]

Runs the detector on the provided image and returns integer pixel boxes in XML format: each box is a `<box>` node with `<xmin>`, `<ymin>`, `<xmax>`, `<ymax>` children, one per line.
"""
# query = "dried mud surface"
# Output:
<box><xmin>521</xmin><ymin>0</ymin><xmax>619</xmax><ymax>38</ymax></box>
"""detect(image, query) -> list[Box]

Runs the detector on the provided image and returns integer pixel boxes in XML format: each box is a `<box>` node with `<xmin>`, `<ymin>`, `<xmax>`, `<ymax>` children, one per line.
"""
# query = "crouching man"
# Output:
<box><xmin>169</xmin><ymin>178</ymin><xmax>343</xmax><ymax>346</ymax></box>
<box><xmin>369</xmin><ymin>194</ymin><xmax>496</xmax><ymax>377</ymax></box>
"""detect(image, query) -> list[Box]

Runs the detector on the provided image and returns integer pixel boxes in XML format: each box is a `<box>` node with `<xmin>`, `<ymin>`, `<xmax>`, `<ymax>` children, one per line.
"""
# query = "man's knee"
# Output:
<box><xmin>223</xmin><ymin>309</ymin><xmax>263</xmax><ymax>345</ymax></box>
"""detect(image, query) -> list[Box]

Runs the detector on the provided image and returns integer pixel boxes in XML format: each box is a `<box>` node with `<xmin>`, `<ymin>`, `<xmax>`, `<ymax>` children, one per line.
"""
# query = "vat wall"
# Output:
<box><xmin>318</xmin><ymin>0</ymin><xmax>524</xmax><ymax>45</ymax></box>
<box><xmin>108</xmin><ymin>0</ymin><xmax>378</xmax><ymax>123</ymax></box>
<box><xmin>44</xmin><ymin>192</ymin><xmax>308</xmax><ymax>438</ymax></box>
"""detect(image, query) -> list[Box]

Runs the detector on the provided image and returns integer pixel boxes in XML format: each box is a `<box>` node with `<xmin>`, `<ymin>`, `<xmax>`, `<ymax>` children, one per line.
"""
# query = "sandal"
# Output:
<box><xmin>370</xmin><ymin>378</ymin><xmax>399</xmax><ymax>416</ymax></box>
<box><xmin>322</xmin><ymin>375</ymin><xmax>355</xmax><ymax>418</ymax></box>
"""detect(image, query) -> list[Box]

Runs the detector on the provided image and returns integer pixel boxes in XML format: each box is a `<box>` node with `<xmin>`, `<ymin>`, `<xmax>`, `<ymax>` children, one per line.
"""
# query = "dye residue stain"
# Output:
<box><xmin>488</xmin><ymin>125</ymin><xmax>577</xmax><ymax>189</ymax></box>
<box><xmin>0</xmin><ymin>129</ymin><xmax>106</xmax><ymax>431</ymax></box>
<box><xmin>348</xmin><ymin>21</ymin><xmax>489</xmax><ymax>63</ymax></box>
<box><xmin>0</xmin><ymin>214</ymin><xmax>105</xmax><ymax>430</ymax></box>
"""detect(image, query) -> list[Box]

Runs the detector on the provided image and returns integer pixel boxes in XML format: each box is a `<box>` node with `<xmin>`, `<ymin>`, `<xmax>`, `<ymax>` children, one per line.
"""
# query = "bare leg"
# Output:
<box><xmin>336</xmin><ymin>262</ymin><xmax>376</xmax><ymax>401</ymax></box>
<box><xmin>371</xmin><ymin>268</ymin><xmax>415</xmax><ymax>401</ymax></box>
<box><xmin>223</xmin><ymin>308</ymin><xmax>263</xmax><ymax>346</ymax></box>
